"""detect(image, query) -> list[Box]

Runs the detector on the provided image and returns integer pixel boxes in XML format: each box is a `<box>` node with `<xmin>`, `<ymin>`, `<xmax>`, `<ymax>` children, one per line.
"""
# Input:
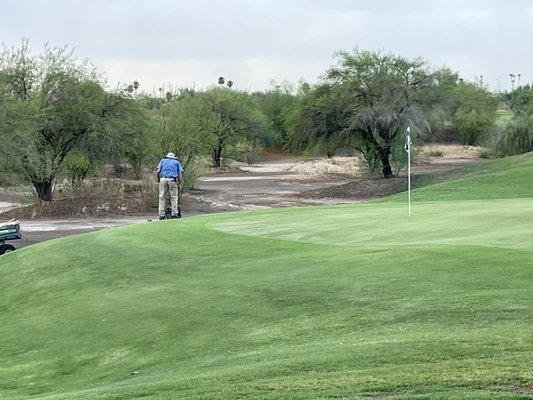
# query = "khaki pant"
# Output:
<box><xmin>158</xmin><ymin>178</ymin><xmax>179</xmax><ymax>217</ymax></box>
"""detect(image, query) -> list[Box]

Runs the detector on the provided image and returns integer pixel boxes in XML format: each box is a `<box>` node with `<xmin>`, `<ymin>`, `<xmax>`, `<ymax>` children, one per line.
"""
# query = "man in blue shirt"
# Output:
<box><xmin>156</xmin><ymin>152</ymin><xmax>184</xmax><ymax>219</ymax></box>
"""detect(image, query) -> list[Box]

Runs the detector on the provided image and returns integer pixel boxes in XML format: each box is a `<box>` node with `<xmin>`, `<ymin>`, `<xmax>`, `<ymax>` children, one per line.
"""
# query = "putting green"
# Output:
<box><xmin>0</xmin><ymin>153</ymin><xmax>532</xmax><ymax>399</ymax></box>
<box><xmin>209</xmin><ymin>199</ymin><xmax>533</xmax><ymax>250</ymax></box>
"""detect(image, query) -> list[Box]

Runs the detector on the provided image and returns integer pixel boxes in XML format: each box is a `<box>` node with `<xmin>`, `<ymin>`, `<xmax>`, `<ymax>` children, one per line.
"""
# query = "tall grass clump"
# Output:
<box><xmin>494</xmin><ymin>115</ymin><xmax>533</xmax><ymax>157</ymax></box>
<box><xmin>183</xmin><ymin>161</ymin><xmax>206</xmax><ymax>191</ymax></box>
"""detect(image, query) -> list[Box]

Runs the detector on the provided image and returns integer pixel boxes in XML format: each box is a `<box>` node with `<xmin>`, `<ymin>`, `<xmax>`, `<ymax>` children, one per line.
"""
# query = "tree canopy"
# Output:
<box><xmin>0</xmin><ymin>41</ymin><xmax>135</xmax><ymax>200</ymax></box>
<box><xmin>290</xmin><ymin>49</ymin><xmax>434</xmax><ymax>177</ymax></box>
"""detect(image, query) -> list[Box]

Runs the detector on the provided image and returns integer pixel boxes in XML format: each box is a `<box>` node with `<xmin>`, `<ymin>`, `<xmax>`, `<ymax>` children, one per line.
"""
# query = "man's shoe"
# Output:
<box><xmin>159</xmin><ymin>216</ymin><xmax>166</xmax><ymax>220</ymax></box>
<box><xmin>170</xmin><ymin>214</ymin><xmax>180</xmax><ymax>219</ymax></box>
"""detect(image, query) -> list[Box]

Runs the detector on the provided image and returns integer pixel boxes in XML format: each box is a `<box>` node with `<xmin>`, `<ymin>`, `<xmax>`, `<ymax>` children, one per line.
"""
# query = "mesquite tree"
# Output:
<box><xmin>0</xmin><ymin>41</ymin><xmax>128</xmax><ymax>200</ymax></box>
<box><xmin>157</xmin><ymin>91</ymin><xmax>214</xmax><ymax>171</ymax></box>
<box><xmin>202</xmin><ymin>88</ymin><xmax>267</xmax><ymax>168</ymax></box>
<box><xmin>326</xmin><ymin>49</ymin><xmax>433</xmax><ymax>178</ymax></box>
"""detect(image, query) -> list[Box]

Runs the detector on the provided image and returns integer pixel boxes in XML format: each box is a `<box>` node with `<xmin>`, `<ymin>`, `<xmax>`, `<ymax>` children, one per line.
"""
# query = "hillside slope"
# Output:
<box><xmin>0</xmin><ymin>154</ymin><xmax>532</xmax><ymax>399</ymax></box>
<box><xmin>398</xmin><ymin>152</ymin><xmax>533</xmax><ymax>202</ymax></box>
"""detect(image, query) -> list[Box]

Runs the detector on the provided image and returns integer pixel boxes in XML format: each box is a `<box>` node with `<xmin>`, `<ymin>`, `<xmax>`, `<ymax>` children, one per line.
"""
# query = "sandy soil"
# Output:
<box><xmin>193</xmin><ymin>160</ymin><xmax>355</xmax><ymax>210</ymax></box>
<box><xmin>193</xmin><ymin>155</ymin><xmax>486</xmax><ymax>209</ymax></box>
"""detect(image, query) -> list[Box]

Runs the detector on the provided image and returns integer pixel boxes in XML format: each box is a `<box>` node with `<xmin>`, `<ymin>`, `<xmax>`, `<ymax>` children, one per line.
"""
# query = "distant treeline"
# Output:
<box><xmin>1</xmin><ymin>40</ymin><xmax>531</xmax><ymax>200</ymax></box>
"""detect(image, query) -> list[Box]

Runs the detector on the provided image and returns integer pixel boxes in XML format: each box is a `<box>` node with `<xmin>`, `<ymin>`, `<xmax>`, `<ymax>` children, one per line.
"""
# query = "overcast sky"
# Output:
<box><xmin>1</xmin><ymin>0</ymin><xmax>532</xmax><ymax>92</ymax></box>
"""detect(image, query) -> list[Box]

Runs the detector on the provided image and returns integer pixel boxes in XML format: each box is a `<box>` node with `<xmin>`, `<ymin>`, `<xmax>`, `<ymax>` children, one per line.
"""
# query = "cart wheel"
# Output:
<box><xmin>0</xmin><ymin>244</ymin><xmax>16</xmax><ymax>255</ymax></box>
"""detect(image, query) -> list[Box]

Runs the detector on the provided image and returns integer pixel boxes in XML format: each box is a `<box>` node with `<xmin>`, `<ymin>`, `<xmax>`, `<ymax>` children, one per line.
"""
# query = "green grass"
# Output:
<box><xmin>407</xmin><ymin>152</ymin><xmax>533</xmax><ymax>201</ymax></box>
<box><xmin>1</xmin><ymin>154</ymin><xmax>532</xmax><ymax>399</ymax></box>
<box><xmin>496</xmin><ymin>110</ymin><xmax>515</xmax><ymax>128</ymax></box>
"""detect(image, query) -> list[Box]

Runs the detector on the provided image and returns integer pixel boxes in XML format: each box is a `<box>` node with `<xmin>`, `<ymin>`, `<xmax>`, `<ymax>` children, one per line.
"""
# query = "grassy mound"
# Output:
<box><xmin>404</xmin><ymin>151</ymin><xmax>533</xmax><ymax>202</ymax></box>
<box><xmin>1</xmin><ymin>154</ymin><xmax>532</xmax><ymax>399</ymax></box>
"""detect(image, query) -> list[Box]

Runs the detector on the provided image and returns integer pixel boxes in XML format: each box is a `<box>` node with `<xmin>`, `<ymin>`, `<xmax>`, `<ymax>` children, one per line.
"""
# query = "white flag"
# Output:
<box><xmin>405</xmin><ymin>132</ymin><xmax>412</xmax><ymax>153</ymax></box>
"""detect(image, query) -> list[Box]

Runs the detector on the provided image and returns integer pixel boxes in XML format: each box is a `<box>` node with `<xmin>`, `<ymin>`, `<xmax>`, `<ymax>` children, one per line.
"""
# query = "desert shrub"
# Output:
<box><xmin>390</xmin><ymin>140</ymin><xmax>408</xmax><ymax>178</ymax></box>
<box><xmin>479</xmin><ymin>148</ymin><xmax>495</xmax><ymax>159</ymax></box>
<box><xmin>357</xmin><ymin>147</ymin><xmax>380</xmax><ymax>175</ymax></box>
<box><xmin>140</xmin><ymin>176</ymin><xmax>159</xmax><ymax>208</ymax></box>
<box><xmin>242</xmin><ymin>143</ymin><xmax>264</xmax><ymax>165</ymax></box>
<box><xmin>227</xmin><ymin>140</ymin><xmax>263</xmax><ymax>165</ymax></box>
<box><xmin>57</xmin><ymin>178</ymin><xmax>126</xmax><ymax>200</ymax></box>
<box><xmin>425</xmin><ymin>147</ymin><xmax>444</xmax><ymax>157</ymax></box>
<box><xmin>0</xmin><ymin>171</ymin><xmax>22</xmax><ymax>187</ymax></box>
<box><xmin>453</xmin><ymin>107</ymin><xmax>496</xmax><ymax>145</ymax></box>
<box><xmin>427</xmin><ymin>128</ymin><xmax>462</xmax><ymax>144</ymax></box>
<box><xmin>183</xmin><ymin>162</ymin><xmax>206</xmax><ymax>192</ymax></box>
<box><xmin>63</xmin><ymin>150</ymin><xmax>93</xmax><ymax>185</ymax></box>
<box><xmin>494</xmin><ymin>116</ymin><xmax>533</xmax><ymax>157</ymax></box>
<box><xmin>357</xmin><ymin>136</ymin><xmax>417</xmax><ymax>177</ymax></box>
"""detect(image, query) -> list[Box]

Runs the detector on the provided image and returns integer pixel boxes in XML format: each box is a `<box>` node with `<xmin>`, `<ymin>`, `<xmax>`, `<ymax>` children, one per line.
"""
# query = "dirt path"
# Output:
<box><xmin>0</xmin><ymin>189</ymin><xmax>24</xmax><ymax>213</ymax></box>
<box><xmin>193</xmin><ymin>159</ymin><xmax>356</xmax><ymax>210</ymax></box>
<box><xmin>12</xmin><ymin>217</ymin><xmax>152</xmax><ymax>249</ymax></box>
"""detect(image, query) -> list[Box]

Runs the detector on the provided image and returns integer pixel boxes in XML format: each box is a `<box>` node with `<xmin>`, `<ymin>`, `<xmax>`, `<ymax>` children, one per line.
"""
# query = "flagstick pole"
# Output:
<box><xmin>405</xmin><ymin>126</ymin><xmax>412</xmax><ymax>219</ymax></box>
<box><xmin>408</xmin><ymin>146</ymin><xmax>411</xmax><ymax>219</ymax></box>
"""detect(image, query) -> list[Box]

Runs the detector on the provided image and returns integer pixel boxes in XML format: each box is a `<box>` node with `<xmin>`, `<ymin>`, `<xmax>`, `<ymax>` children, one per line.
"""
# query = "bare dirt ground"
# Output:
<box><xmin>192</xmin><ymin>153</ymin><xmax>485</xmax><ymax>207</ymax></box>
<box><xmin>12</xmin><ymin>218</ymin><xmax>150</xmax><ymax>249</ymax></box>
<box><xmin>0</xmin><ymin>146</ymin><xmax>486</xmax><ymax>249</ymax></box>
<box><xmin>192</xmin><ymin>158</ymin><xmax>356</xmax><ymax>210</ymax></box>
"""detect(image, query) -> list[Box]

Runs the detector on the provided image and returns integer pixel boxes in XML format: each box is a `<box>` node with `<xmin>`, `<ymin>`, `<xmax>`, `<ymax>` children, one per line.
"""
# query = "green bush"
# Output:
<box><xmin>494</xmin><ymin>116</ymin><xmax>533</xmax><ymax>157</ymax></box>
<box><xmin>451</xmin><ymin>84</ymin><xmax>497</xmax><ymax>145</ymax></box>
<box><xmin>453</xmin><ymin>108</ymin><xmax>495</xmax><ymax>145</ymax></box>
<box><xmin>226</xmin><ymin>140</ymin><xmax>263</xmax><ymax>165</ymax></box>
<box><xmin>183</xmin><ymin>162</ymin><xmax>206</xmax><ymax>192</ymax></box>
<box><xmin>63</xmin><ymin>150</ymin><xmax>93</xmax><ymax>185</ymax></box>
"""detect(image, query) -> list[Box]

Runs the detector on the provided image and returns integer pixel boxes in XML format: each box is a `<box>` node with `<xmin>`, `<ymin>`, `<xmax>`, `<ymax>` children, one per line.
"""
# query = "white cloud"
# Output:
<box><xmin>458</xmin><ymin>9</ymin><xmax>492</xmax><ymax>20</ymax></box>
<box><xmin>1</xmin><ymin>0</ymin><xmax>532</xmax><ymax>91</ymax></box>
<box><xmin>98</xmin><ymin>56</ymin><xmax>327</xmax><ymax>92</ymax></box>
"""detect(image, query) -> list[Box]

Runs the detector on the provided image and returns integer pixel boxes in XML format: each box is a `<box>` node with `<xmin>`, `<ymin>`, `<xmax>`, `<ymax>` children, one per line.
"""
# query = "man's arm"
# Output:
<box><xmin>178</xmin><ymin>171</ymin><xmax>184</xmax><ymax>189</ymax></box>
<box><xmin>177</xmin><ymin>161</ymin><xmax>184</xmax><ymax>189</ymax></box>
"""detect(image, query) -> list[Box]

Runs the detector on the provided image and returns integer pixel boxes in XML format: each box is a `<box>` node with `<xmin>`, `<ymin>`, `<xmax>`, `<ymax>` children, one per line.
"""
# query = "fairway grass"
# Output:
<box><xmin>1</xmin><ymin>154</ymin><xmax>532</xmax><ymax>399</ymax></box>
<box><xmin>496</xmin><ymin>110</ymin><xmax>515</xmax><ymax>127</ymax></box>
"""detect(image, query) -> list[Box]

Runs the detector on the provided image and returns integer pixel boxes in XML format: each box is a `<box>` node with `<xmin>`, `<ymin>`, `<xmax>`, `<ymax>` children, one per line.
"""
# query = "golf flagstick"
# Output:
<box><xmin>405</xmin><ymin>127</ymin><xmax>412</xmax><ymax>219</ymax></box>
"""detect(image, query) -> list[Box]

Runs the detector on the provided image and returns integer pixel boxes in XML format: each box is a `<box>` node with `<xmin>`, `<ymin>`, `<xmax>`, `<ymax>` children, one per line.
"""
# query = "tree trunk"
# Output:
<box><xmin>212</xmin><ymin>144</ymin><xmax>223</xmax><ymax>168</ymax></box>
<box><xmin>379</xmin><ymin>147</ymin><xmax>393</xmax><ymax>178</ymax></box>
<box><xmin>33</xmin><ymin>179</ymin><xmax>54</xmax><ymax>201</ymax></box>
